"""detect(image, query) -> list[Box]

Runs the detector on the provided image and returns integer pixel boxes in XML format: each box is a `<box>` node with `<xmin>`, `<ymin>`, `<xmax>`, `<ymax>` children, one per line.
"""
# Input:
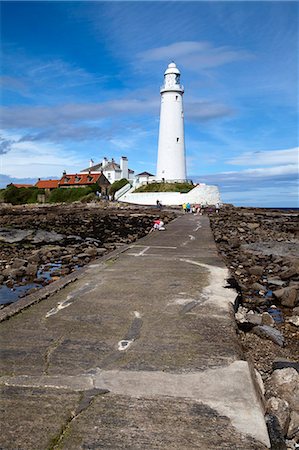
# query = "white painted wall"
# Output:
<box><xmin>118</xmin><ymin>184</ymin><xmax>220</xmax><ymax>206</ymax></box>
<box><xmin>156</xmin><ymin>63</ymin><xmax>186</xmax><ymax>181</ymax></box>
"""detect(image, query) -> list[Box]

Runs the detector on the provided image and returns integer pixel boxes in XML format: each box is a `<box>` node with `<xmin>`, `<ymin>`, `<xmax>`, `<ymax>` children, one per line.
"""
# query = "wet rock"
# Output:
<box><xmin>268</xmin><ymin>277</ymin><xmax>286</xmax><ymax>287</ymax></box>
<box><xmin>252</xmin><ymin>325</ymin><xmax>285</xmax><ymax>347</ymax></box>
<box><xmin>31</xmin><ymin>230</ymin><xmax>64</xmax><ymax>244</ymax></box>
<box><xmin>266</xmin><ymin>397</ymin><xmax>290</xmax><ymax>435</ymax></box>
<box><xmin>273</xmin><ymin>360</ymin><xmax>299</xmax><ymax>373</ymax></box>
<box><xmin>266</xmin><ymin>413</ymin><xmax>287</xmax><ymax>449</ymax></box>
<box><xmin>287</xmin><ymin>411</ymin><xmax>299</xmax><ymax>439</ymax></box>
<box><xmin>274</xmin><ymin>287</ymin><xmax>298</xmax><ymax>308</ymax></box>
<box><xmin>0</xmin><ymin>228</ymin><xmax>33</xmax><ymax>243</ymax></box>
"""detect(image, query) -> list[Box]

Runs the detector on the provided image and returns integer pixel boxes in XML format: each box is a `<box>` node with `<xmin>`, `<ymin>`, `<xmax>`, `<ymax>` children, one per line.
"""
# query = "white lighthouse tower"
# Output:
<box><xmin>156</xmin><ymin>62</ymin><xmax>187</xmax><ymax>181</ymax></box>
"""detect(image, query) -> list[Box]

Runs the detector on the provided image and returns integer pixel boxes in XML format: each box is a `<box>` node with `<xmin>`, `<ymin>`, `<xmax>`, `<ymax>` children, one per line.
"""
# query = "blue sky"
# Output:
<box><xmin>0</xmin><ymin>1</ymin><xmax>298</xmax><ymax>207</ymax></box>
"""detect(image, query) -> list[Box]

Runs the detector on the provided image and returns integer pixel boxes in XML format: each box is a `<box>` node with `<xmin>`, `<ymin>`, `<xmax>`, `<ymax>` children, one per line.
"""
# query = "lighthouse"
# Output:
<box><xmin>156</xmin><ymin>62</ymin><xmax>187</xmax><ymax>182</ymax></box>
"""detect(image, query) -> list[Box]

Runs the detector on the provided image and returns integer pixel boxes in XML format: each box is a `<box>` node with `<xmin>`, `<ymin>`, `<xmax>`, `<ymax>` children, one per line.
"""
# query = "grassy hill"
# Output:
<box><xmin>134</xmin><ymin>182</ymin><xmax>193</xmax><ymax>193</ymax></box>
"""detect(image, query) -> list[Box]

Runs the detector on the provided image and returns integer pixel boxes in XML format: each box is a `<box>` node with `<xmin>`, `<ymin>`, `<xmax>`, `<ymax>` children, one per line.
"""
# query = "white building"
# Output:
<box><xmin>156</xmin><ymin>62</ymin><xmax>187</xmax><ymax>182</ymax></box>
<box><xmin>81</xmin><ymin>156</ymin><xmax>135</xmax><ymax>184</ymax></box>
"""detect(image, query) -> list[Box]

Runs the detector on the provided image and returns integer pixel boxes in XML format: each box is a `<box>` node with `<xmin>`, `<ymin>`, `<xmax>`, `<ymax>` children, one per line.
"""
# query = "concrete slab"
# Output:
<box><xmin>0</xmin><ymin>214</ymin><xmax>270</xmax><ymax>449</ymax></box>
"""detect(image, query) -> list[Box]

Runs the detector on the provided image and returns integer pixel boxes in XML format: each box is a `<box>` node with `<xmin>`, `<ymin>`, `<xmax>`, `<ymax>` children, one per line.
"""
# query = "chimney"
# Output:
<box><xmin>120</xmin><ymin>156</ymin><xmax>128</xmax><ymax>180</ymax></box>
<box><xmin>63</xmin><ymin>170</ymin><xmax>66</xmax><ymax>175</ymax></box>
<box><xmin>89</xmin><ymin>158</ymin><xmax>94</xmax><ymax>168</ymax></box>
<box><xmin>102</xmin><ymin>157</ymin><xmax>108</xmax><ymax>167</ymax></box>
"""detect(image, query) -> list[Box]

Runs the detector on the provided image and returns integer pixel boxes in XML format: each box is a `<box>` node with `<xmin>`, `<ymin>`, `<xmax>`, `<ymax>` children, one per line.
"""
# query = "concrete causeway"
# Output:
<box><xmin>0</xmin><ymin>214</ymin><xmax>270</xmax><ymax>449</ymax></box>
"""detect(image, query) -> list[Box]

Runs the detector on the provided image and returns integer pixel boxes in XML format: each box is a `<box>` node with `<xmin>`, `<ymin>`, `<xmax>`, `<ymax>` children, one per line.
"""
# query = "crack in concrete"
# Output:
<box><xmin>0</xmin><ymin>362</ymin><xmax>270</xmax><ymax>448</ymax></box>
<box><xmin>48</xmin><ymin>388</ymin><xmax>109</xmax><ymax>450</ymax></box>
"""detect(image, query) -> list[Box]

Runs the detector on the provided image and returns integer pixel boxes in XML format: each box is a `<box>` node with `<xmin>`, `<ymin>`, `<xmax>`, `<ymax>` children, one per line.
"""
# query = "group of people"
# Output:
<box><xmin>182</xmin><ymin>202</ymin><xmax>220</xmax><ymax>214</ymax></box>
<box><xmin>151</xmin><ymin>201</ymin><xmax>221</xmax><ymax>232</ymax></box>
<box><xmin>182</xmin><ymin>202</ymin><xmax>202</xmax><ymax>214</ymax></box>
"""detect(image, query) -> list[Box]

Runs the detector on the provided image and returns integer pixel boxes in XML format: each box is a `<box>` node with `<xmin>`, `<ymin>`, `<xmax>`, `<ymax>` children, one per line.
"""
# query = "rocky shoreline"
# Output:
<box><xmin>209</xmin><ymin>205</ymin><xmax>299</xmax><ymax>449</ymax></box>
<box><xmin>0</xmin><ymin>203</ymin><xmax>176</xmax><ymax>304</ymax></box>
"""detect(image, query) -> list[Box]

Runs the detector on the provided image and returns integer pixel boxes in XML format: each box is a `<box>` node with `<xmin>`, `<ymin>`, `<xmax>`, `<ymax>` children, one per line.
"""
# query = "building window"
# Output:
<box><xmin>107</xmin><ymin>173</ymin><xmax>111</xmax><ymax>179</ymax></box>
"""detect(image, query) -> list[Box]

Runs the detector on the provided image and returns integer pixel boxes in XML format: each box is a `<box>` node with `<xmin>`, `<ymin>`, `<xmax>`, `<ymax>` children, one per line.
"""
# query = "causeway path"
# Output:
<box><xmin>0</xmin><ymin>214</ymin><xmax>270</xmax><ymax>449</ymax></box>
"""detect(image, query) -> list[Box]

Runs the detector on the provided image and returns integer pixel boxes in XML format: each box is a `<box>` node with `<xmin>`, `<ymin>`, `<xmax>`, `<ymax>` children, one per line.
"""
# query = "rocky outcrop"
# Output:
<box><xmin>209</xmin><ymin>205</ymin><xmax>299</xmax><ymax>448</ymax></box>
<box><xmin>0</xmin><ymin>204</ymin><xmax>176</xmax><ymax>303</ymax></box>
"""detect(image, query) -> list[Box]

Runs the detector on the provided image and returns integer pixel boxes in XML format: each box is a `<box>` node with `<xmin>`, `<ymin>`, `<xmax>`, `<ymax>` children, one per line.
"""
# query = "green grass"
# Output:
<box><xmin>48</xmin><ymin>187</ymin><xmax>95</xmax><ymax>203</ymax></box>
<box><xmin>2</xmin><ymin>186</ymin><xmax>44</xmax><ymax>205</ymax></box>
<box><xmin>134</xmin><ymin>182</ymin><xmax>193</xmax><ymax>193</ymax></box>
<box><xmin>109</xmin><ymin>178</ymin><xmax>129</xmax><ymax>196</ymax></box>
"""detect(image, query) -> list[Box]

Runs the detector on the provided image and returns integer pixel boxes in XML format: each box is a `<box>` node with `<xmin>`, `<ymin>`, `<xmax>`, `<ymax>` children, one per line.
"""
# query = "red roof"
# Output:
<box><xmin>35</xmin><ymin>179</ymin><xmax>60</xmax><ymax>189</ymax></box>
<box><xmin>59</xmin><ymin>173</ymin><xmax>103</xmax><ymax>186</ymax></box>
<box><xmin>11</xmin><ymin>183</ymin><xmax>34</xmax><ymax>188</ymax></box>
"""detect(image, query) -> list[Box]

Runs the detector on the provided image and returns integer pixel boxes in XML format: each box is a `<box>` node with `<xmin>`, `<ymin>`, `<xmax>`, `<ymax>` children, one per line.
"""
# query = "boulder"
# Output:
<box><xmin>246</xmin><ymin>311</ymin><xmax>263</xmax><ymax>325</ymax></box>
<box><xmin>262</xmin><ymin>312</ymin><xmax>275</xmax><ymax>326</ymax></box>
<box><xmin>293</xmin><ymin>306</ymin><xmax>299</xmax><ymax>315</ymax></box>
<box><xmin>11</xmin><ymin>258</ymin><xmax>28</xmax><ymax>269</ymax></box>
<box><xmin>286</xmin><ymin>316</ymin><xmax>299</xmax><ymax>327</ymax></box>
<box><xmin>25</xmin><ymin>263</ymin><xmax>38</xmax><ymax>276</ymax></box>
<box><xmin>268</xmin><ymin>277</ymin><xmax>286</xmax><ymax>287</ymax></box>
<box><xmin>247</xmin><ymin>222</ymin><xmax>260</xmax><ymax>230</ymax></box>
<box><xmin>281</xmin><ymin>266</ymin><xmax>298</xmax><ymax>280</ymax></box>
<box><xmin>84</xmin><ymin>247</ymin><xmax>98</xmax><ymax>257</ymax></box>
<box><xmin>252</xmin><ymin>325</ymin><xmax>285</xmax><ymax>347</ymax></box>
<box><xmin>249</xmin><ymin>266</ymin><xmax>264</xmax><ymax>276</ymax></box>
<box><xmin>271</xmin><ymin>368</ymin><xmax>299</xmax><ymax>411</ymax></box>
<box><xmin>266</xmin><ymin>397</ymin><xmax>290</xmax><ymax>436</ymax></box>
<box><xmin>273</xmin><ymin>287</ymin><xmax>298</xmax><ymax>308</ymax></box>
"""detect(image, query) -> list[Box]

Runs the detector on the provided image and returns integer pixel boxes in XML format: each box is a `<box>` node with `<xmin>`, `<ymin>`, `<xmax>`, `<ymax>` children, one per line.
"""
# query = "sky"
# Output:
<box><xmin>0</xmin><ymin>1</ymin><xmax>298</xmax><ymax>207</ymax></box>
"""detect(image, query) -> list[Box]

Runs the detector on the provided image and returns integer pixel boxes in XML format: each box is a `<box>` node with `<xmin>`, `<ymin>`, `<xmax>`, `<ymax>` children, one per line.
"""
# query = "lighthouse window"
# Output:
<box><xmin>177</xmin><ymin>137</ymin><xmax>179</xmax><ymax>142</ymax></box>
<box><xmin>176</xmin><ymin>95</ymin><xmax>178</xmax><ymax>101</ymax></box>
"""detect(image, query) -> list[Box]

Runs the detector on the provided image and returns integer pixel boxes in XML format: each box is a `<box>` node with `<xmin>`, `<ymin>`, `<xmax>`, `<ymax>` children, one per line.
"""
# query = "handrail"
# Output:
<box><xmin>114</xmin><ymin>182</ymin><xmax>132</xmax><ymax>200</ymax></box>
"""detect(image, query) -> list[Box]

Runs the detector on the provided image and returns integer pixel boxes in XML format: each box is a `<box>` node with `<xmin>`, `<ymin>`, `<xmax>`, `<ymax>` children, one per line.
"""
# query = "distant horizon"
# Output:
<box><xmin>1</xmin><ymin>1</ymin><xmax>298</xmax><ymax>208</ymax></box>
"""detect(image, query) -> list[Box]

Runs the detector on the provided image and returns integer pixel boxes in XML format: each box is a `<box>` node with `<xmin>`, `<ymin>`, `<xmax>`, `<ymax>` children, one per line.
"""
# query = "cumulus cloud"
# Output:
<box><xmin>0</xmin><ymin>139</ymin><xmax>87</xmax><ymax>179</ymax></box>
<box><xmin>138</xmin><ymin>41</ymin><xmax>252</xmax><ymax>70</ymax></box>
<box><xmin>228</xmin><ymin>147</ymin><xmax>298</xmax><ymax>166</ymax></box>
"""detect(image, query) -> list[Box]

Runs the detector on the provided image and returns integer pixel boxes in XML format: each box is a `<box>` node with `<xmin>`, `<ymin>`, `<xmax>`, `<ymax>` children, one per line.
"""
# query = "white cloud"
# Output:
<box><xmin>222</xmin><ymin>164</ymin><xmax>298</xmax><ymax>178</ymax></box>
<box><xmin>0</xmin><ymin>139</ymin><xmax>86</xmax><ymax>179</ymax></box>
<box><xmin>228</xmin><ymin>147</ymin><xmax>298</xmax><ymax>166</ymax></box>
<box><xmin>138</xmin><ymin>41</ymin><xmax>252</xmax><ymax>70</ymax></box>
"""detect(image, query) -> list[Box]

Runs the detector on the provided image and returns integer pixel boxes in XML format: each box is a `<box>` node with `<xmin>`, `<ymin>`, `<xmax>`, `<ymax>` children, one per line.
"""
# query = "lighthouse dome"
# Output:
<box><xmin>164</xmin><ymin>62</ymin><xmax>180</xmax><ymax>75</ymax></box>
